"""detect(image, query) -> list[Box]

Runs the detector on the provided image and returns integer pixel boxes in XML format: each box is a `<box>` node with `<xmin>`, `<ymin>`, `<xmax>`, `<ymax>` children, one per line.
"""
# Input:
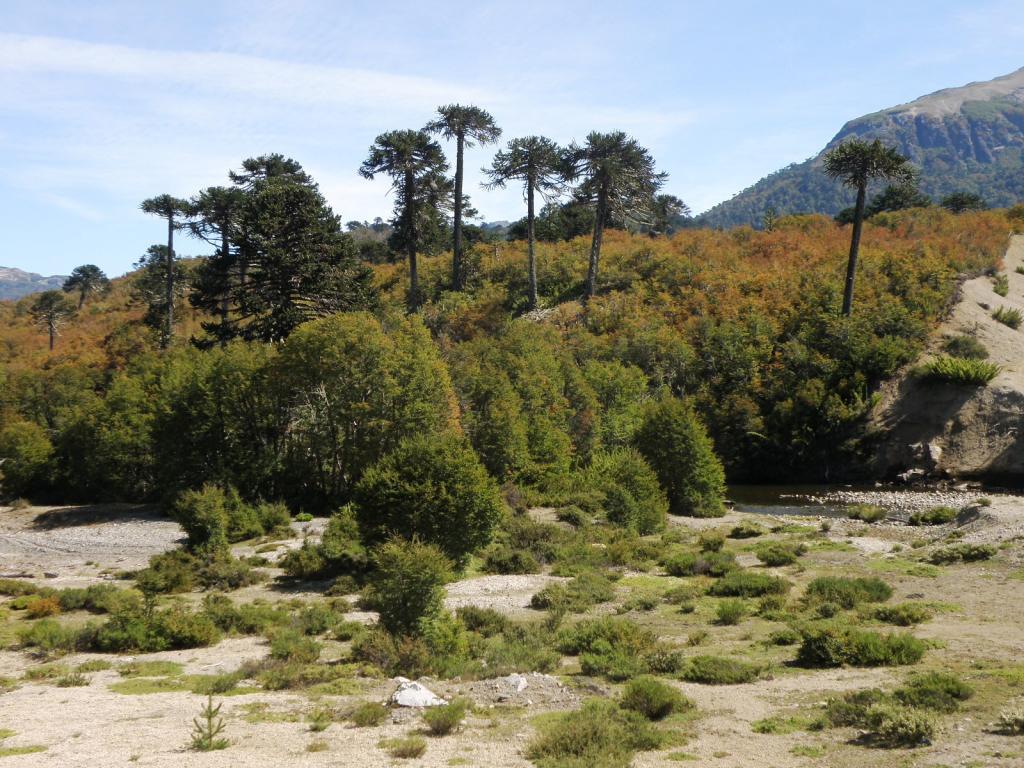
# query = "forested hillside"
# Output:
<box><xmin>0</xmin><ymin>205</ymin><xmax>1011</xmax><ymax>507</ymax></box>
<box><xmin>703</xmin><ymin>67</ymin><xmax>1024</xmax><ymax>228</ymax></box>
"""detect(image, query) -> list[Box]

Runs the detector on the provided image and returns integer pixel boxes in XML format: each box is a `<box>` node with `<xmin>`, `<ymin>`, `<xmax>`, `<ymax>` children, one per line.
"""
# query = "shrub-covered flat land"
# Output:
<box><xmin>1</xmin><ymin>494</ymin><xmax>1023</xmax><ymax>767</ymax></box>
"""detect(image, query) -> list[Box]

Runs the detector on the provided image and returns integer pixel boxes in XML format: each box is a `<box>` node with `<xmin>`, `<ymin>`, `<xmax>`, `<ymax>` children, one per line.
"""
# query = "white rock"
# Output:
<box><xmin>391</xmin><ymin>679</ymin><xmax>445</xmax><ymax>708</ymax></box>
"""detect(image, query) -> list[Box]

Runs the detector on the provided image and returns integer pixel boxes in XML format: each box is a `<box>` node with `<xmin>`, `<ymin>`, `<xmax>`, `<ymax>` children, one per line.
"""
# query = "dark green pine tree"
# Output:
<box><xmin>483</xmin><ymin>136</ymin><xmax>569</xmax><ymax>309</ymax></box>
<box><xmin>62</xmin><ymin>264</ymin><xmax>111</xmax><ymax>308</ymax></box>
<box><xmin>204</xmin><ymin>155</ymin><xmax>376</xmax><ymax>343</ymax></box>
<box><xmin>425</xmin><ymin>105</ymin><xmax>501</xmax><ymax>290</ymax></box>
<box><xmin>823</xmin><ymin>139</ymin><xmax>914</xmax><ymax>316</ymax></box>
<box><xmin>359</xmin><ymin>130</ymin><xmax>449</xmax><ymax>310</ymax></box>
<box><xmin>568</xmin><ymin>131</ymin><xmax>666</xmax><ymax>299</ymax></box>
<box><xmin>186</xmin><ymin>186</ymin><xmax>244</xmax><ymax>347</ymax></box>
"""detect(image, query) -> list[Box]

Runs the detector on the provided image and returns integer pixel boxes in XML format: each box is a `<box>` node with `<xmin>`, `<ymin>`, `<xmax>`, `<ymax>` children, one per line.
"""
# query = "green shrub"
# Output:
<box><xmin>993</xmin><ymin>305</ymin><xmax>1023</xmax><ymax>328</ymax></box>
<box><xmin>715</xmin><ymin>599</ymin><xmax>746</xmax><ymax>625</ymax></box>
<box><xmin>662</xmin><ymin>548</ymin><xmax>736</xmax><ymax>577</ymax></box>
<box><xmin>269</xmin><ymin>628</ymin><xmax>321</xmax><ymax>664</ymax></box>
<box><xmin>994</xmin><ymin>707</ymin><xmax>1024</xmax><ymax>735</ymax></box>
<box><xmin>928</xmin><ymin>543</ymin><xmax>996</xmax><ymax>564</ymax></box>
<box><xmin>296</xmin><ymin>602</ymin><xmax>344</xmax><ymax>636</ymax></box>
<box><xmin>422</xmin><ymin>698</ymin><xmax>467</xmax><ymax>736</ymax></box>
<box><xmin>908</xmin><ymin>506</ymin><xmax>957</xmax><ymax>526</ymax></box>
<box><xmin>698</xmin><ymin>530</ymin><xmax>725</xmax><ymax>552</ymax></box>
<box><xmin>682</xmin><ymin>655</ymin><xmax>761</xmax><ymax>685</ymax></box>
<box><xmin>805</xmin><ymin>576</ymin><xmax>892</xmax><ymax>608</ymax></box>
<box><xmin>894</xmin><ymin>672</ymin><xmax>972</xmax><ymax>713</ymax></box>
<box><xmin>280</xmin><ymin>506</ymin><xmax>368</xmax><ymax>580</ymax></box>
<box><xmin>767</xmin><ymin>627</ymin><xmax>802</xmax><ymax>646</ymax></box>
<box><xmin>172</xmin><ymin>484</ymin><xmax>233</xmax><ymax>553</ymax></box>
<box><xmin>369</xmin><ymin>538</ymin><xmax>451</xmax><ymax>637</ymax></box>
<box><xmin>17</xmin><ymin>619</ymin><xmax>80</xmax><ymax>655</ymax></box>
<box><xmin>526</xmin><ymin>699</ymin><xmax>663</xmax><ymax>768</ymax></box>
<box><xmin>255</xmin><ymin>502</ymin><xmax>292</xmax><ymax>536</ymax></box>
<box><xmin>873</xmin><ymin>603</ymin><xmax>933</xmax><ymax>626</ymax></box>
<box><xmin>824</xmin><ymin>688</ymin><xmax>888</xmax><ymax>727</ymax></box>
<box><xmin>847</xmin><ymin>504</ymin><xmax>887</xmax><ymax>523</ymax></box>
<box><xmin>155</xmin><ymin>606</ymin><xmax>221</xmax><ymax>649</ymax></box>
<box><xmin>481</xmin><ymin>544</ymin><xmax>540</xmax><ymax>575</ymax></box>
<box><xmin>994</xmin><ymin>274</ymin><xmax>1010</xmax><ymax>296</ymax></box>
<box><xmin>138</xmin><ymin>550</ymin><xmax>198</xmax><ymax>593</ymax></box>
<box><xmin>796</xmin><ymin>625</ymin><xmax>926</xmax><ymax>668</ymax></box>
<box><xmin>351</xmin><ymin>629</ymin><xmax>430</xmax><ymax>677</ymax></box>
<box><xmin>456</xmin><ymin>606</ymin><xmax>510</xmax><ymax>638</ymax></box>
<box><xmin>350</xmin><ymin>701</ymin><xmax>388</xmax><ymax>727</ymax></box>
<box><xmin>919</xmin><ymin>356</ymin><xmax>1001</xmax><ymax>385</ymax></box>
<box><xmin>634</xmin><ymin>396</ymin><xmax>726</xmax><ymax>518</ymax></box>
<box><xmin>355</xmin><ymin>432</ymin><xmax>504</xmax><ymax>565</ymax></box>
<box><xmin>557</xmin><ymin>617</ymin><xmax>656</xmax><ymax>659</ymax></box>
<box><xmin>620</xmin><ymin>676</ymin><xmax>692</xmax><ymax>720</ymax></box>
<box><xmin>25</xmin><ymin>596</ymin><xmax>61</xmax><ymax>618</ymax></box>
<box><xmin>753</xmin><ymin>541</ymin><xmax>804</xmax><ymax>566</ymax></box>
<box><xmin>708</xmin><ymin>571</ymin><xmax>790</xmax><ymax>597</ymax></box>
<box><xmin>728</xmin><ymin>522</ymin><xmax>764</xmax><ymax>539</ymax></box>
<box><xmin>585</xmin><ymin>448</ymin><xmax>668</xmax><ymax>534</ymax></box>
<box><xmin>57</xmin><ymin>584</ymin><xmax>132</xmax><ymax>614</ymax></box>
<box><xmin>382</xmin><ymin>736</ymin><xmax>426</xmax><ymax>759</ymax></box>
<box><xmin>556</xmin><ymin>506</ymin><xmax>588</xmax><ymax>526</ymax></box>
<box><xmin>943</xmin><ymin>334</ymin><xmax>988</xmax><ymax>360</ymax></box>
<box><xmin>530</xmin><ymin>571</ymin><xmax>616</xmax><ymax>613</ymax></box>
<box><xmin>868</xmin><ymin>705</ymin><xmax>935</xmax><ymax>747</ymax></box>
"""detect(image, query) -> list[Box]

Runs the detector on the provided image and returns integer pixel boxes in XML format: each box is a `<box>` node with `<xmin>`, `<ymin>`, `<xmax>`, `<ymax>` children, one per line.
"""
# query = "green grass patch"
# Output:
<box><xmin>993</xmin><ymin>305</ymin><xmax>1023</xmax><ymax>328</ymax></box>
<box><xmin>919</xmin><ymin>356</ymin><xmax>1001</xmax><ymax>385</ymax></box>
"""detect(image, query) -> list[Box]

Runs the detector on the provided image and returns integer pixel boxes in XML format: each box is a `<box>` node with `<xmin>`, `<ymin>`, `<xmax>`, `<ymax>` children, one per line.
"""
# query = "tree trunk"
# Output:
<box><xmin>77</xmin><ymin>291</ymin><xmax>85</xmax><ymax>310</ymax></box>
<box><xmin>48</xmin><ymin>320</ymin><xmax>55</xmax><ymax>351</ymax></box>
<box><xmin>164</xmin><ymin>212</ymin><xmax>175</xmax><ymax>347</ymax></box>
<box><xmin>586</xmin><ymin>185</ymin><xmax>607</xmax><ymax>299</ymax></box>
<box><xmin>526</xmin><ymin>177</ymin><xmax>538</xmax><ymax>310</ymax></box>
<box><xmin>452</xmin><ymin>132</ymin><xmax>464</xmax><ymax>290</ymax></box>
<box><xmin>219</xmin><ymin>228</ymin><xmax>230</xmax><ymax>345</ymax></box>
<box><xmin>841</xmin><ymin>183</ymin><xmax>867</xmax><ymax>317</ymax></box>
<box><xmin>405</xmin><ymin>169</ymin><xmax>419</xmax><ymax>310</ymax></box>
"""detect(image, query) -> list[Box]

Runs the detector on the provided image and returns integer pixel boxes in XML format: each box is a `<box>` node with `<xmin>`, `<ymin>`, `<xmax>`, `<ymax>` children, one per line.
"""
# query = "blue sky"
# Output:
<box><xmin>1</xmin><ymin>0</ymin><xmax>1022</xmax><ymax>276</ymax></box>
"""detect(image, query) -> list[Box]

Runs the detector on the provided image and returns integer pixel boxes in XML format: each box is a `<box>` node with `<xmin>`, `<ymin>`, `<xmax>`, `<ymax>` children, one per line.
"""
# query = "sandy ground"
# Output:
<box><xmin>1</xmin><ymin>498</ymin><xmax>1024</xmax><ymax>767</ymax></box>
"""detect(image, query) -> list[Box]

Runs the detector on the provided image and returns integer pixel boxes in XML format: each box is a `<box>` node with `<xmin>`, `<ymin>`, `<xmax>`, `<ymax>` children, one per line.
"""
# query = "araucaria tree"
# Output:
<box><xmin>360</xmin><ymin>130</ymin><xmax>449</xmax><ymax>310</ymax></box>
<box><xmin>140</xmin><ymin>194</ymin><xmax>189</xmax><ymax>346</ymax></box>
<box><xmin>425</xmin><ymin>105</ymin><xmax>501</xmax><ymax>290</ymax></box>
<box><xmin>62</xmin><ymin>264</ymin><xmax>111</xmax><ymax>308</ymax></box>
<box><xmin>29</xmin><ymin>290</ymin><xmax>77</xmax><ymax>350</ymax></box>
<box><xmin>823</xmin><ymin>139</ymin><xmax>914</xmax><ymax>316</ymax></box>
<box><xmin>483</xmin><ymin>136</ymin><xmax>567</xmax><ymax>308</ymax></box>
<box><xmin>570</xmin><ymin>131</ymin><xmax>666</xmax><ymax>298</ymax></box>
<box><xmin>190</xmin><ymin>155</ymin><xmax>376</xmax><ymax>344</ymax></box>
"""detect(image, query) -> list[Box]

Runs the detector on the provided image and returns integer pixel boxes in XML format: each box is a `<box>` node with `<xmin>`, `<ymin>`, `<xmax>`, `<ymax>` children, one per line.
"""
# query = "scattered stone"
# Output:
<box><xmin>391</xmin><ymin>677</ymin><xmax>445</xmax><ymax>708</ymax></box>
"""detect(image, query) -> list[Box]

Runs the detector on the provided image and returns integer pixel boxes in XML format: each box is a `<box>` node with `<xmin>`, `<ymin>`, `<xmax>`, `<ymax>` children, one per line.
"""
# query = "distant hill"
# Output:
<box><xmin>703</xmin><ymin>67</ymin><xmax>1024</xmax><ymax>228</ymax></box>
<box><xmin>0</xmin><ymin>267</ymin><xmax>67</xmax><ymax>300</ymax></box>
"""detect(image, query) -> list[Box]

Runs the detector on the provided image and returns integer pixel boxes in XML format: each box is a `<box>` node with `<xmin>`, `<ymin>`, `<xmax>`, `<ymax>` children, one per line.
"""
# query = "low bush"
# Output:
<box><xmin>919</xmin><ymin>356</ymin><xmax>1001</xmax><ymax>385</ymax></box>
<box><xmin>661</xmin><ymin>548</ymin><xmax>736</xmax><ymax>578</ymax></box>
<box><xmin>908</xmin><ymin>506</ymin><xmax>958</xmax><ymax>526</ymax></box>
<box><xmin>351</xmin><ymin>629</ymin><xmax>431</xmax><ymax>678</ymax></box>
<box><xmin>24</xmin><ymin>596</ymin><xmax>61</xmax><ymax>618</ymax></box>
<box><xmin>280</xmin><ymin>506</ymin><xmax>368</xmax><ymax>580</ymax></box>
<box><xmin>422</xmin><ymin>698</ymin><xmax>467</xmax><ymax>736</ymax></box>
<box><xmin>753</xmin><ymin>541</ymin><xmax>804</xmax><ymax>567</ymax></box>
<box><xmin>382</xmin><ymin>736</ymin><xmax>426</xmax><ymax>759</ymax></box>
<box><xmin>894</xmin><ymin>672</ymin><xmax>973</xmax><ymax>713</ymax></box>
<box><xmin>201</xmin><ymin>595</ymin><xmax>289</xmax><ymax>635</ymax></box>
<box><xmin>993</xmin><ymin>305</ymin><xmax>1023</xmax><ymax>329</ymax></box>
<box><xmin>682</xmin><ymin>655</ymin><xmax>761</xmax><ymax>685</ymax></box>
<box><xmin>928</xmin><ymin>543</ymin><xmax>996</xmax><ymax>564</ymax></box>
<box><xmin>526</xmin><ymin>699</ymin><xmax>663</xmax><ymax>768</ymax></box>
<box><xmin>620</xmin><ymin>675</ymin><xmax>692</xmax><ymax>720</ymax></box>
<box><xmin>994</xmin><ymin>707</ymin><xmax>1024</xmax><ymax>735</ymax></box>
<box><xmin>530</xmin><ymin>571</ymin><xmax>616</xmax><ymax>613</ymax></box>
<box><xmin>698</xmin><ymin>530</ymin><xmax>725</xmax><ymax>552</ymax></box>
<box><xmin>269</xmin><ymin>628</ymin><xmax>321</xmax><ymax>664</ymax></box>
<box><xmin>57</xmin><ymin>584</ymin><xmax>133</xmax><ymax>614</ymax></box>
<box><xmin>455</xmin><ymin>606</ymin><xmax>510</xmax><ymax>637</ymax></box>
<box><xmin>585</xmin><ymin>448</ymin><xmax>669</xmax><ymax>534</ymax></box>
<box><xmin>796</xmin><ymin>625</ymin><xmax>926</xmax><ymax>668</ymax></box>
<box><xmin>708</xmin><ymin>571</ymin><xmax>790</xmax><ymax>598</ymax></box>
<box><xmin>481</xmin><ymin>544</ymin><xmax>540</xmax><ymax>575</ymax></box>
<box><xmin>349</xmin><ymin>701</ymin><xmax>388</xmax><ymax>727</ymax></box>
<box><xmin>728</xmin><ymin>521</ymin><xmax>764</xmax><ymax>539</ymax></box>
<box><xmin>847</xmin><ymin>504</ymin><xmax>887</xmax><ymax>523</ymax></box>
<box><xmin>824</xmin><ymin>688</ymin><xmax>887</xmax><ymax>727</ymax></box>
<box><xmin>873</xmin><ymin>603</ymin><xmax>933</xmax><ymax>627</ymax></box>
<box><xmin>994</xmin><ymin>274</ymin><xmax>1010</xmax><ymax>297</ymax></box>
<box><xmin>943</xmin><ymin>334</ymin><xmax>989</xmax><ymax>360</ymax></box>
<box><xmin>715</xmin><ymin>599</ymin><xmax>746</xmax><ymax>626</ymax></box>
<box><xmin>805</xmin><ymin>576</ymin><xmax>893</xmax><ymax>608</ymax></box>
<box><xmin>17</xmin><ymin>619</ymin><xmax>79</xmax><ymax>655</ymax></box>
<box><xmin>767</xmin><ymin>627</ymin><xmax>802</xmax><ymax>646</ymax></box>
<box><xmin>868</xmin><ymin>705</ymin><xmax>935</xmax><ymax>747</ymax></box>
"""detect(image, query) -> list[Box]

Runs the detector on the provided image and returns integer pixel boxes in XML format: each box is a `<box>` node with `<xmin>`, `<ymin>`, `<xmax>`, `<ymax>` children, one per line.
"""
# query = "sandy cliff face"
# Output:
<box><xmin>871</xmin><ymin>234</ymin><xmax>1024</xmax><ymax>482</ymax></box>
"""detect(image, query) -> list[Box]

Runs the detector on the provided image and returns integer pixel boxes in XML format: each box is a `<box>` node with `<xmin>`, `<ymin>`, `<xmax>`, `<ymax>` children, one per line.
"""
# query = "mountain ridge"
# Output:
<box><xmin>702</xmin><ymin>67</ymin><xmax>1024</xmax><ymax>228</ymax></box>
<box><xmin>0</xmin><ymin>266</ymin><xmax>68</xmax><ymax>301</ymax></box>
